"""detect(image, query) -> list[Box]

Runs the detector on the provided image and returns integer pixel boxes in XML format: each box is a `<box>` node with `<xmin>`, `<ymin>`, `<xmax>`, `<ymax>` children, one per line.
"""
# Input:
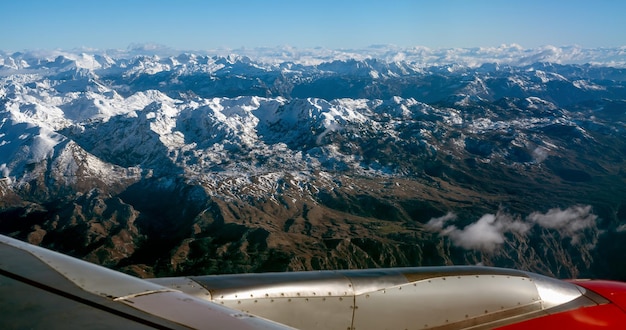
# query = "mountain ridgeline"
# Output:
<box><xmin>1</xmin><ymin>49</ymin><xmax>625</xmax><ymax>280</ymax></box>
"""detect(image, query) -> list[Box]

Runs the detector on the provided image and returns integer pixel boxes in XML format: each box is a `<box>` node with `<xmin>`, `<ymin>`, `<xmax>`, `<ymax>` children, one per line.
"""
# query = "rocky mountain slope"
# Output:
<box><xmin>1</xmin><ymin>47</ymin><xmax>625</xmax><ymax>280</ymax></box>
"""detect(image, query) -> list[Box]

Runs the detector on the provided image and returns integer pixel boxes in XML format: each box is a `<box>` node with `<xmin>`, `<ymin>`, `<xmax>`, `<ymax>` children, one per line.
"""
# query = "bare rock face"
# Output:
<box><xmin>26</xmin><ymin>225</ymin><xmax>46</xmax><ymax>245</ymax></box>
<box><xmin>1</xmin><ymin>50</ymin><xmax>626</xmax><ymax>280</ymax></box>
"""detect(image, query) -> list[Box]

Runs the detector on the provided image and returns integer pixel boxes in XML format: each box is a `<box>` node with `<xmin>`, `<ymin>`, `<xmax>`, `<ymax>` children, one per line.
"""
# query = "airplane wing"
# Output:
<box><xmin>0</xmin><ymin>234</ymin><xmax>292</xmax><ymax>329</ymax></box>
<box><xmin>2</xmin><ymin>233</ymin><xmax>626</xmax><ymax>329</ymax></box>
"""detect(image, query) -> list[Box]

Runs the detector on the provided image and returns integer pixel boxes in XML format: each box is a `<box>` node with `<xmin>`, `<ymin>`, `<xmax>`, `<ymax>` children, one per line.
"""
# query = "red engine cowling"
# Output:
<box><xmin>497</xmin><ymin>280</ymin><xmax>626</xmax><ymax>329</ymax></box>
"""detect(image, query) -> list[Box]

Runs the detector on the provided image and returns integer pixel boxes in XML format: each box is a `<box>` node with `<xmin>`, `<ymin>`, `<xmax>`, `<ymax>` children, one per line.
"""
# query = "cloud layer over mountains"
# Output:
<box><xmin>2</xmin><ymin>45</ymin><xmax>625</xmax><ymax>69</ymax></box>
<box><xmin>426</xmin><ymin>206</ymin><xmax>599</xmax><ymax>252</ymax></box>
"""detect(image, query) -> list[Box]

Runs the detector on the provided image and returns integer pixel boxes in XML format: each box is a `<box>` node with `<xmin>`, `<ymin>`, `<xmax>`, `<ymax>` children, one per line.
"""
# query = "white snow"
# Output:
<box><xmin>573</xmin><ymin>80</ymin><xmax>606</xmax><ymax>91</ymax></box>
<box><xmin>0</xmin><ymin>46</ymin><xmax>622</xmax><ymax>195</ymax></box>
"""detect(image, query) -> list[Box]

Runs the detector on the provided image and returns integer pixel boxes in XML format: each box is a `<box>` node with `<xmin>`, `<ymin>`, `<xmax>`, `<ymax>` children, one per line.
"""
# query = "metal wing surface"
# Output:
<box><xmin>0</xmin><ymin>234</ymin><xmax>292</xmax><ymax>329</ymax></box>
<box><xmin>3</xmin><ymin>233</ymin><xmax>626</xmax><ymax>329</ymax></box>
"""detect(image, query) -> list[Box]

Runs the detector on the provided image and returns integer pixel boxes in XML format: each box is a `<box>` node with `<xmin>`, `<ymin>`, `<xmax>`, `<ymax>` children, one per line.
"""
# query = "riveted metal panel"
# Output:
<box><xmin>180</xmin><ymin>272</ymin><xmax>357</xmax><ymax>329</ymax></box>
<box><xmin>120</xmin><ymin>291</ymin><xmax>295</xmax><ymax>329</ymax></box>
<box><xmin>218</xmin><ymin>296</ymin><xmax>354</xmax><ymax>330</ymax></box>
<box><xmin>148</xmin><ymin>277</ymin><xmax>213</xmax><ymax>299</ymax></box>
<box><xmin>353</xmin><ymin>275</ymin><xmax>542</xmax><ymax>330</ymax></box>
<box><xmin>342</xmin><ymin>269</ymin><xmax>410</xmax><ymax>295</ymax></box>
<box><xmin>401</xmin><ymin>266</ymin><xmax>529</xmax><ymax>283</ymax></box>
<box><xmin>191</xmin><ymin>271</ymin><xmax>354</xmax><ymax>299</ymax></box>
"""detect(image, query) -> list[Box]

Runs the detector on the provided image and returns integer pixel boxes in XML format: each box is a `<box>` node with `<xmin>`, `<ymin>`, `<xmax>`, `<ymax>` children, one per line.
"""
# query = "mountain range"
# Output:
<box><xmin>1</xmin><ymin>46</ymin><xmax>625</xmax><ymax>280</ymax></box>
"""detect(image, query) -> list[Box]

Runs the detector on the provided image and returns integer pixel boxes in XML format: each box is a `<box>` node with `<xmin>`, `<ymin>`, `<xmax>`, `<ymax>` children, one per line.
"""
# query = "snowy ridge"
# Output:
<box><xmin>1</xmin><ymin>47</ymin><xmax>625</xmax><ymax>199</ymax></box>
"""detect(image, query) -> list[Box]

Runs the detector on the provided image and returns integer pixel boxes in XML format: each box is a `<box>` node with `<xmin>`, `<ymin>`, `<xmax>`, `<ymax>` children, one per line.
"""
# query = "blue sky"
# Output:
<box><xmin>2</xmin><ymin>0</ymin><xmax>625</xmax><ymax>51</ymax></box>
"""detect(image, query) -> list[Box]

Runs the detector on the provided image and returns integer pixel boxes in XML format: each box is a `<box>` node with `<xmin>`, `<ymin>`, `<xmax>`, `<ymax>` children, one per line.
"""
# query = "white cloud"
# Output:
<box><xmin>426</xmin><ymin>211</ymin><xmax>530</xmax><ymax>252</ymax></box>
<box><xmin>424</xmin><ymin>212</ymin><xmax>457</xmax><ymax>231</ymax></box>
<box><xmin>448</xmin><ymin>214</ymin><xmax>505</xmax><ymax>251</ymax></box>
<box><xmin>527</xmin><ymin>205</ymin><xmax>597</xmax><ymax>244</ymax></box>
<box><xmin>532</xmin><ymin>147</ymin><xmax>549</xmax><ymax>163</ymax></box>
<box><xmin>426</xmin><ymin>205</ymin><xmax>599</xmax><ymax>251</ymax></box>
